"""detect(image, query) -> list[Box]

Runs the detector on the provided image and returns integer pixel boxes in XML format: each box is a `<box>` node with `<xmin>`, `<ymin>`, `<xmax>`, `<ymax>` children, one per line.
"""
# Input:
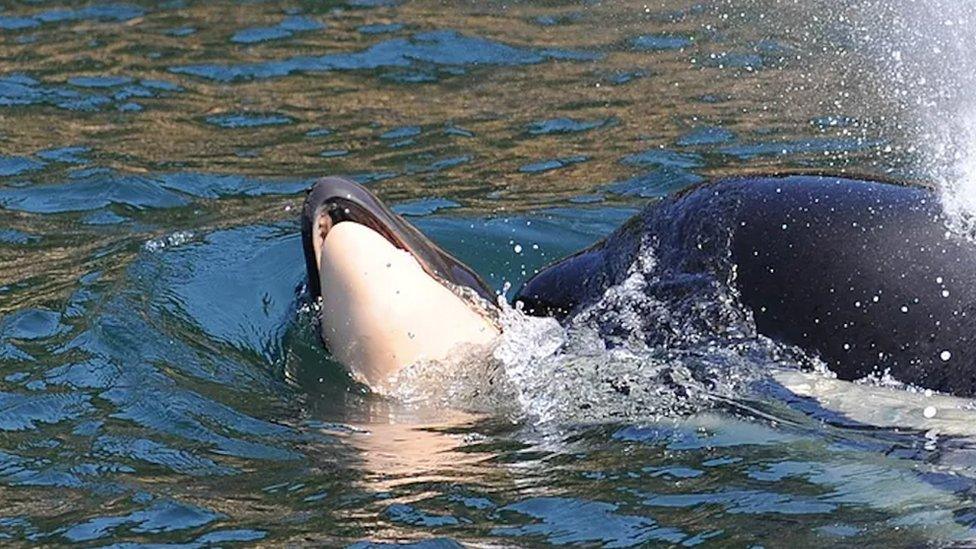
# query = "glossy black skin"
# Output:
<box><xmin>301</xmin><ymin>177</ymin><xmax>496</xmax><ymax>303</ymax></box>
<box><xmin>516</xmin><ymin>175</ymin><xmax>976</xmax><ymax>396</ymax></box>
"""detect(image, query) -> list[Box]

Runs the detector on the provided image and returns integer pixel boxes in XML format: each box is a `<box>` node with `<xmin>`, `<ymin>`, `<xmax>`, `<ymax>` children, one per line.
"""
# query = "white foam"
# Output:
<box><xmin>386</xmin><ymin>239</ymin><xmax>772</xmax><ymax>424</ymax></box>
<box><xmin>143</xmin><ymin>230</ymin><xmax>195</xmax><ymax>252</ymax></box>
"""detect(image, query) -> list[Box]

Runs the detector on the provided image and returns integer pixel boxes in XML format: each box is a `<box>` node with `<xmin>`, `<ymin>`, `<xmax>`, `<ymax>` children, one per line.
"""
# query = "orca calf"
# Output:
<box><xmin>301</xmin><ymin>177</ymin><xmax>499</xmax><ymax>389</ymax></box>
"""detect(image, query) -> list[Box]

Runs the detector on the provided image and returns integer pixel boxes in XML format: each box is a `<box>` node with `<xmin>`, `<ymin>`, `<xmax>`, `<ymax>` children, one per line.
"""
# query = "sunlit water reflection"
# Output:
<box><xmin>2</xmin><ymin>0</ymin><xmax>976</xmax><ymax>545</ymax></box>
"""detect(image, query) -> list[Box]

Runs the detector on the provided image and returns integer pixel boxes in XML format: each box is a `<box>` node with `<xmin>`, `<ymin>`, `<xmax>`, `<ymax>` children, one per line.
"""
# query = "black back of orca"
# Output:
<box><xmin>516</xmin><ymin>175</ymin><xmax>976</xmax><ymax>396</ymax></box>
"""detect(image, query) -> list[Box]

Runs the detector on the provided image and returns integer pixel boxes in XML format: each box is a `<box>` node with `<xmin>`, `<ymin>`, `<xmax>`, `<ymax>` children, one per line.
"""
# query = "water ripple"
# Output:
<box><xmin>492</xmin><ymin>497</ymin><xmax>686</xmax><ymax>546</ymax></box>
<box><xmin>0</xmin><ymin>4</ymin><xmax>144</xmax><ymax>31</ymax></box>
<box><xmin>231</xmin><ymin>15</ymin><xmax>324</xmax><ymax>44</ymax></box>
<box><xmin>170</xmin><ymin>30</ymin><xmax>599</xmax><ymax>82</ymax></box>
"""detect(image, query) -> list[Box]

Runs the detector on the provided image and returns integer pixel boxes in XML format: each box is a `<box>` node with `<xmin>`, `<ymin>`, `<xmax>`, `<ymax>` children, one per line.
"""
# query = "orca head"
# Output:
<box><xmin>301</xmin><ymin>177</ymin><xmax>500</xmax><ymax>388</ymax></box>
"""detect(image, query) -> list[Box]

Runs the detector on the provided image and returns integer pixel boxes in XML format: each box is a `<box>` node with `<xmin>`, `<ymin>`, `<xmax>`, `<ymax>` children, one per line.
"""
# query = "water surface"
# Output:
<box><xmin>1</xmin><ymin>0</ymin><xmax>975</xmax><ymax>546</ymax></box>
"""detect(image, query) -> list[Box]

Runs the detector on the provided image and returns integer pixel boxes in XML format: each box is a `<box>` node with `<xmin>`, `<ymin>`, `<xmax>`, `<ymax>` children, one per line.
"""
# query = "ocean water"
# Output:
<box><xmin>2</xmin><ymin>0</ymin><xmax>976</xmax><ymax>546</ymax></box>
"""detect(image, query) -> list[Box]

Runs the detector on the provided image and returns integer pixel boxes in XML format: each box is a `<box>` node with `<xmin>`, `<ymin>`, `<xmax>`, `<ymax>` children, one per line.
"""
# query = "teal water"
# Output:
<box><xmin>2</xmin><ymin>0</ymin><xmax>976</xmax><ymax>546</ymax></box>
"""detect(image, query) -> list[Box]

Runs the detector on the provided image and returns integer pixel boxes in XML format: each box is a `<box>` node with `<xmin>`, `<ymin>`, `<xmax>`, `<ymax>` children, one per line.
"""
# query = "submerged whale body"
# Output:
<box><xmin>516</xmin><ymin>175</ymin><xmax>976</xmax><ymax>397</ymax></box>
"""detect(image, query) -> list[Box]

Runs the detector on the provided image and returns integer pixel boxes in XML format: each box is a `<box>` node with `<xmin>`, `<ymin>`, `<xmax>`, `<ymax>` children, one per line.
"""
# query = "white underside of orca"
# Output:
<box><xmin>317</xmin><ymin>222</ymin><xmax>499</xmax><ymax>390</ymax></box>
<box><xmin>773</xmin><ymin>369</ymin><xmax>976</xmax><ymax>437</ymax></box>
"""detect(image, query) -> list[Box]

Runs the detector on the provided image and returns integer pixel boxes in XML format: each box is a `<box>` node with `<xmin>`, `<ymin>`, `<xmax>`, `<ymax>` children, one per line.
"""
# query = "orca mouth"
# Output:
<box><xmin>301</xmin><ymin>176</ymin><xmax>497</xmax><ymax>306</ymax></box>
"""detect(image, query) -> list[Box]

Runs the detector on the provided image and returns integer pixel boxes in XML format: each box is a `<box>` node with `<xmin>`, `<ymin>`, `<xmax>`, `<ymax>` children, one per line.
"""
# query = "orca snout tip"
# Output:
<box><xmin>303</xmin><ymin>177</ymin><xmax>383</xmax><ymax>237</ymax></box>
<box><xmin>309</xmin><ymin>175</ymin><xmax>364</xmax><ymax>195</ymax></box>
<box><xmin>305</xmin><ymin>177</ymin><xmax>367</xmax><ymax>212</ymax></box>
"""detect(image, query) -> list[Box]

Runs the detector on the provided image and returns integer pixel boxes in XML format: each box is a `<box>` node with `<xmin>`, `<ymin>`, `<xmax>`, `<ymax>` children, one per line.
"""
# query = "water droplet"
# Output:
<box><xmin>923</xmin><ymin>406</ymin><xmax>937</xmax><ymax>418</ymax></box>
<box><xmin>940</xmin><ymin>350</ymin><xmax>952</xmax><ymax>361</ymax></box>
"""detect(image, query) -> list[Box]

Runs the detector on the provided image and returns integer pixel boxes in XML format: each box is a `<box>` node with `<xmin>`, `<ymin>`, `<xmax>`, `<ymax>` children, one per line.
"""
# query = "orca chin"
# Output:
<box><xmin>301</xmin><ymin>177</ymin><xmax>499</xmax><ymax>388</ymax></box>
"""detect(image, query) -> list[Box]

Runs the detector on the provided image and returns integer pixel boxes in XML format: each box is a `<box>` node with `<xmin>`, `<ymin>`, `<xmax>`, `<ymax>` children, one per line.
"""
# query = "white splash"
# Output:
<box><xmin>764</xmin><ymin>0</ymin><xmax>976</xmax><ymax>231</ymax></box>
<box><xmin>143</xmin><ymin>230</ymin><xmax>195</xmax><ymax>252</ymax></box>
<box><xmin>851</xmin><ymin>1</ymin><xmax>976</xmax><ymax>232</ymax></box>
<box><xmin>387</xmin><ymin>240</ymin><xmax>771</xmax><ymax>424</ymax></box>
<box><xmin>939</xmin><ymin>105</ymin><xmax>976</xmax><ymax>236</ymax></box>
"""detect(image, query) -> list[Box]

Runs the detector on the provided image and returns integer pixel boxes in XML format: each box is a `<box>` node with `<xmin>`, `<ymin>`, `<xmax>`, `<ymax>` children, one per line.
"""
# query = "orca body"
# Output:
<box><xmin>516</xmin><ymin>175</ymin><xmax>976</xmax><ymax>396</ymax></box>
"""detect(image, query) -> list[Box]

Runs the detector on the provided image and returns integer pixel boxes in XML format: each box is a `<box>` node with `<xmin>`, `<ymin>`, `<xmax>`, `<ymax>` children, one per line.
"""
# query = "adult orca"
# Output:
<box><xmin>301</xmin><ymin>177</ymin><xmax>499</xmax><ymax>389</ymax></box>
<box><xmin>516</xmin><ymin>174</ymin><xmax>976</xmax><ymax>397</ymax></box>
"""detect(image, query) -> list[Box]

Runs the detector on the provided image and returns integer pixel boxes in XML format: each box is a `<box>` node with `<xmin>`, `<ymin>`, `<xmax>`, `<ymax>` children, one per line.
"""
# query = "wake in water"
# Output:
<box><xmin>386</xmin><ymin>234</ymin><xmax>811</xmax><ymax>424</ymax></box>
<box><xmin>384</xmin><ymin>264</ymin><xmax>976</xmax><ymax>438</ymax></box>
<box><xmin>378</xmin><ymin>215</ymin><xmax>976</xmax><ymax>437</ymax></box>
